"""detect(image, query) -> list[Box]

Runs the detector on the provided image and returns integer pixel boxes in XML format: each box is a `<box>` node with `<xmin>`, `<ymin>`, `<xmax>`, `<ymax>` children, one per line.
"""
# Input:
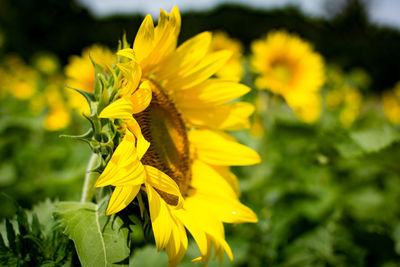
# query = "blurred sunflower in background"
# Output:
<box><xmin>382</xmin><ymin>81</ymin><xmax>400</xmax><ymax>124</ymax></box>
<box><xmin>65</xmin><ymin>44</ymin><xmax>116</xmax><ymax>114</ymax></box>
<box><xmin>1</xmin><ymin>55</ymin><xmax>39</xmax><ymax>100</ymax></box>
<box><xmin>325</xmin><ymin>66</ymin><xmax>365</xmax><ymax>127</ymax></box>
<box><xmin>210</xmin><ymin>31</ymin><xmax>244</xmax><ymax>81</ymax></box>
<box><xmin>90</xmin><ymin>7</ymin><xmax>260</xmax><ymax>266</ymax></box>
<box><xmin>251</xmin><ymin>30</ymin><xmax>325</xmax><ymax>123</ymax></box>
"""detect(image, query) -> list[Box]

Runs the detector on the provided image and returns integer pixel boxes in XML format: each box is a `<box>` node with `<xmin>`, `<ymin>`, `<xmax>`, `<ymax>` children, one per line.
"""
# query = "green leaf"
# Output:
<box><xmin>350</xmin><ymin>125</ymin><xmax>400</xmax><ymax>153</ymax></box>
<box><xmin>55</xmin><ymin>201</ymin><xmax>130</xmax><ymax>267</ymax></box>
<box><xmin>5</xmin><ymin>219</ymin><xmax>16</xmax><ymax>253</ymax></box>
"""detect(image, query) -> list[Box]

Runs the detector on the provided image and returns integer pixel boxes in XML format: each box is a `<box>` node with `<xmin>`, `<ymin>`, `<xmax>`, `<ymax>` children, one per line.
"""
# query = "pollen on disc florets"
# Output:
<box><xmin>134</xmin><ymin>81</ymin><xmax>191</xmax><ymax>205</ymax></box>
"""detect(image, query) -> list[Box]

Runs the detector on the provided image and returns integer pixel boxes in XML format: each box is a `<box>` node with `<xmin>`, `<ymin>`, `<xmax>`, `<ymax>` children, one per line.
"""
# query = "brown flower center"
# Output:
<box><xmin>134</xmin><ymin>81</ymin><xmax>191</xmax><ymax>205</ymax></box>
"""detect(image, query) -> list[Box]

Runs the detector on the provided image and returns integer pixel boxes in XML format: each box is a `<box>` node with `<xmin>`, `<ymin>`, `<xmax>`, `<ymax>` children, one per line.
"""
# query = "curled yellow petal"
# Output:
<box><xmin>165</xmin><ymin>213</ymin><xmax>187</xmax><ymax>267</ymax></box>
<box><xmin>106</xmin><ymin>185</ymin><xmax>141</xmax><ymax>215</ymax></box>
<box><xmin>117</xmin><ymin>48</ymin><xmax>135</xmax><ymax>60</ymax></box>
<box><xmin>98</xmin><ymin>97</ymin><xmax>133</xmax><ymax>120</ymax></box>
<box><xmin>126</xmin><ymin>118</ymin><xmax>150</xmax><ymax>160</ymax></box>
<box><xmin>95</xmin><ymin>130</ymin><xmax>146</xmax><ymax>187</ymax></box>
<box><xmin>146</xmin><ymin>184</ymin><xmax>172</xmax><ymax>251</ymax></box>
<box><xmin>131</xmin><ymin>80</ymin><xmax>152</xmax><ymax>114</ymax></box>
<box><xmin>145</xmin><ymin>165</ymin><xmax>183</xmax><ymax>206</ymax></box>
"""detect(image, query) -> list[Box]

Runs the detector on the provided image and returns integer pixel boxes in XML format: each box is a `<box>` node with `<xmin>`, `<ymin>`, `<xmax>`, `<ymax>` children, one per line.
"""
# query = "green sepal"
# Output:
<box><xmin>97</xmin><ymin>82</ymin><xmax>110</xmax><ymax>113</ymax></box>
<box><xmin>121</xmin><ymin>31</ymin><xmax>130</xmax><ymax>49</ymax></box>
<box><xmin>60</xmin><ymin>128</ymin><xmax>94</xmax><ymax>144</ymax></box>
<box><xmin>67</xmin><ymin>86</ymin><xmax>96</xmax><ymax>115</ymax></box>
<box><xmin>90</xmin><ymin>55</ymin><xmax>106</xmax><ymax>97</ymax></box>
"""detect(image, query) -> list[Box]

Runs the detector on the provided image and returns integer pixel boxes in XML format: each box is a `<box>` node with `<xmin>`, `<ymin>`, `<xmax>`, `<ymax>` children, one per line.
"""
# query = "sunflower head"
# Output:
<box><xmin>74</xmin><ymin>7</ymin><xmax>260</xmax><ymax>266</ymax></box>
<box><xmin>251</xmin><ymin>30</ymin><xmax>325</xmax><ymax>123</ymax></box>
<box><xmin>383</xmin><ymin>82</ymin><xmax>400</xmax><ymax>124</ymax></box>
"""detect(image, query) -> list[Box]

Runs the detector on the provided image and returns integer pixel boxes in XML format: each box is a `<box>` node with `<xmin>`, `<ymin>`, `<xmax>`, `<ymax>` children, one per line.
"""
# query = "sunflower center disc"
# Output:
<box><xmin>134</xmin><ymin>82</ymin><xmax>191</xmax><ymax>205</ymax></box>
<box><xmin>270</xmin><ymin>61</ymin><xmax>292</xmax><ymax>84</ymax></box>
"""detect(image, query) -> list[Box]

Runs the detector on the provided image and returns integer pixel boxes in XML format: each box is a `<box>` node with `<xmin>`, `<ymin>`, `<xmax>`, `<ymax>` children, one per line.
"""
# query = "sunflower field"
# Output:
<box><xmin>1</xmin><ymin>1</ymin><xmax>400</xmax><ymax>266</ymax></box>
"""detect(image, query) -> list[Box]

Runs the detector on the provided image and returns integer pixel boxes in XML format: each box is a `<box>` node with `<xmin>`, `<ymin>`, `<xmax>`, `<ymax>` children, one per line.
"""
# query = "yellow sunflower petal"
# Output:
<box><xmin>144</xmin><ymin>165</ymin><xmax>183</xmax><ymax>205</ymax></box>
<box><xmin>156</xmin><ymin>31</ymin><xmax>212</xmax><ymax>80</ymax></box>
<box><xmin>131</xmin><ymin>80</ymin><xmax>152</xmax><ymax>114</ymax></box>
<box><xmin>187</xmin><ymin>192</ymin><xmax>258</xmax><ymax>224</ymax></box>
<box><xmin>189</xmin><ymin>129</ymin><xmax>261</xmax><ymax>166</ymax></box>
<box><xmin>174</xmin><ymin>204</ymin><xmax>233</xmax><ymax>263</ymax></box>
<box><xmin>174</xmin><ymin>78</ymin><xmax>250</xmax><ymax>106</ymax></box>
<box><xmin>106</xmin><ymin>185</ymin><xmax>141</xmax><ymax>215</ymax></box>
<box><xmin>117</xmin><ymin>48</ymin><xmax>135</xmax><ymax>60</ymax></box>
<box><xmin>95</xmin><ymin>130</ymin><xmax>135</xmax><ymax>186</ymax></box>
<box><xmin>191</xmin><ymin>160</ymin><xmax>237</xmax><ymax>199</ymax></box>
<box><xmin>213</xmin><ymin>165</ymin><xmax>241</xmax><ymax>197</ymax></box>
<box><xmin>208</xmin><ymin>234</ymin><xmax>233</xmax><ymax>262</ymax></box>
<box><xmin>173</xmin><ymin>208</ymin><xmax>209</xmax><ymax>258</ymax></box>
<box><xmin>95</xmin><ymin>130</ymin><xmax>146</xmax><ymax>187</ymax></box>
<box><xmin>126</xmin><ymin>118</ymin><xmax>150</xmax><ymax>160</ymax></box>
<box><xmin>166</xmin><ymin>214</ymin><xmax>188</xmax><ymax>267</ymax></box>
<box><xmin>146</xmin><ymin>184</ymin><xmax>173</xmax><ymax>251</ymax></box>
<box><xmin>181</xmin><ymin>101</ymin><xmax>254</xmax><ymax>131</ymax></box>
<box><xmin>142</xmin><ymin>8</ymin><xmax>181</xmax><ymax>74</ymax></box>
<box><xmin>98</xmin><ymin>97</ymin><xmax>133</xmax><ymax>120</ymax></box>
<box><xmin>165</xmin><ymin>50</ymin><xmax>232</xmax><ymax>90</ymax></box>
<box><xmin>133</xmin><ymin>14</ymin><xmax>155</xmax><ymax>63</ymax></box>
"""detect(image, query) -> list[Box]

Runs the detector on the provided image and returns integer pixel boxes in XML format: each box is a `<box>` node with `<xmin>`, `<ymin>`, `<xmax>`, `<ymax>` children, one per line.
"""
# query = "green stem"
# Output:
<box><xmin>81</xmin><ymin>153</ymin><xmax>100</xmax><ymax>203</ymax></box>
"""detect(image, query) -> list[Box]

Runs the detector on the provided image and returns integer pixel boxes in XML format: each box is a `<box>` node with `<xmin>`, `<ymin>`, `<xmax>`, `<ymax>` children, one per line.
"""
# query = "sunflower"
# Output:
<box><xmin>251</xmin><ymin>30</ymin><xmax>325</xmax><ymax>122</ymax></box>
<box><xmin>382</xmin><ymin>82</ymin><xmax>400</xmax><ymax>124</ymax></box>
<box><xmin>210</xmin><ymin>31</ymin><xmax>244</xmax><ymax>81</ymax></box>
<box><xmin>93</xmin><ymin>7</ymin><xmax>260</xmax><ymax>266</ymax></box>
<box><xmin>65</xmin><ymin>44</ymin><xmax>116</xmax><ymax>114</ymax></box>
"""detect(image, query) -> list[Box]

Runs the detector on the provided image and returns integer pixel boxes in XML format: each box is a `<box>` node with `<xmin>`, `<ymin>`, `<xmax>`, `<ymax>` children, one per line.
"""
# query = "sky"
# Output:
<box><xmin>77</xmin><ymin>0</ymin><xmax>400</xmax><ymax>30</ymax></box>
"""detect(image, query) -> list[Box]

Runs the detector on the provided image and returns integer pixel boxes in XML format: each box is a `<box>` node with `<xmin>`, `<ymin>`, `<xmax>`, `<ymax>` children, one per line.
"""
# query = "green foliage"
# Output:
<box><xmin>55</xmin><ymin>200</ymin><xmax>130</xmax><ymax>267</ymax></box>
<box><xmin>0</xmin><ymin>200</ymin><xmax>72</xmax><ymax>266</ymax></box>
<box><xmin>230</xmin><ymin>106</ymin><xmax>400</xmax><ymax>266</ymax></box>
<box><xmin>0</xmin><ymin>95</ymin><xmax>90</xmax><ymax>217</ymax></box>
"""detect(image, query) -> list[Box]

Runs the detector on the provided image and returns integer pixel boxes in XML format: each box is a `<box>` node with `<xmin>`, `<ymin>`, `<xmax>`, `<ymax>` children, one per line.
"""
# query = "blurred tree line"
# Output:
<box><xmin>0</xmin><ymin>0</ymin><xmax>399</xmax><ymax>92</ymax></box>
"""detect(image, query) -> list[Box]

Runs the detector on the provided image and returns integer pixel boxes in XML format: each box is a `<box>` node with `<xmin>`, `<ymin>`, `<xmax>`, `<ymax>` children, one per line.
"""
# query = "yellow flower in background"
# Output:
<box><xmin>210</xmin><ymin>31</ymin><xmax>244</xmax><ymax>81</ymax></box>
<box><xmin>325</xmin><ymin>66</ymin><xmax>363</xmax><ymax>127</ymax></box>
<box><xmin>42</xmin><ymin>82</ymin><xmax>72</xmax><ymax>131</ymax></box>
<box><xmin>65</xmin><ymin>44</ymin><xmax>116</xmax><ymax>114</ymax></box>
<box><xmin>95</xmin><ymin>7</ymin><xmax>260</xmax><ymax>266</ymax></box>
<box><xmin>1</xmin><ymin>55</ymin><xmax>39</xmax><ymax>100</ymax></box>
<box><xmin>382</xmin><ymin>82</ymin><xmax>400</xmax><ymax>124</ymax></box>
<box><xmin>286</xmin><ymin>92</ymin><xmax>322</xmax><ymax>123</ymax></box>
<box><xmin>32</xmin><ymin>52</ymin><xmax>60</xmax><ymax>75</ymax></box>
<box><xmin>0</xmin><ymin>68</ymin><xmax>6</xmax><ymax>99</ymax></box>
<box><xmin>44</xmin><ymin>106</ymin><xmax>71</xmax><ymax>131</ymax></box>
<box><xmin>251</xmin><ymin>30</ymin><xmax>325</xmax><ymax>122</ymax></box>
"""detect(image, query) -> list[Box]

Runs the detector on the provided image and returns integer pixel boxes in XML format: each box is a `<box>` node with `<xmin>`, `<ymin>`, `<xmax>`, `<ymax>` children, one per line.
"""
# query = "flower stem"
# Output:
<box><xmin>81</xmin><ymin>153</ymin><xmax>100</xmax><ymax>203</ymax></box>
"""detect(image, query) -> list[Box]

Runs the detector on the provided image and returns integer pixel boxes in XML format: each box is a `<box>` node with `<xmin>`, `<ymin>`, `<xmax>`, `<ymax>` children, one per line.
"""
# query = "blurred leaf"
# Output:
<box><xmin>0</xmin><ymin>162</ymin><xmax>16</xmax><ymax>186</ymax></box>
<box><xmin>55</xmin><ymin>201</ymin><xmax>130</xmax><ymax>267</ymax></box>
<box><xmin>129</xmin><ymin>245</ymin><xmax>167</xmax><ymax>267</ymax></box>
<box><xmin>350</xmin><ymin>125</ymin><xmax>400</xmax><ymax>153</ymax></box>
